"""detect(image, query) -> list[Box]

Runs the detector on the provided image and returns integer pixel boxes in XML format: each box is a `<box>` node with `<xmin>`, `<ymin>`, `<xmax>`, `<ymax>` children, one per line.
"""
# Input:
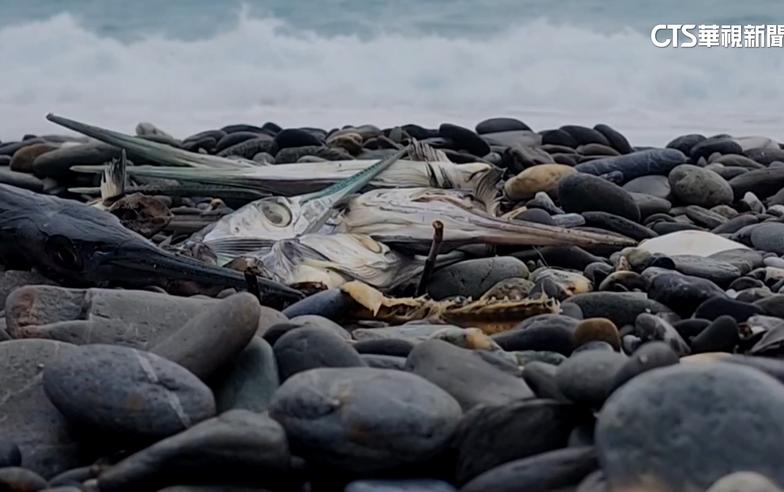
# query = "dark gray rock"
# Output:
<box><xmin>0</xmin><ymin>270</ymin><xmax>56</xmax><ymax>307</ymax></box>
<box><xmin>281</xmin><ymin>288</ymin><xmax>354</xmax><ymax>320</ymax></box>
<box><xmin>644</xmin><ymin>268</ymin><xmax>726</xmax><ymax>316</ymax></box>
<box><xmin>751</xmin><ymin>223</ymin><xmax>784</xmax><ymax>254</ymax></box>
<box><xmin>594</xmin><ymin>124</ymin><xmax>633</xmax><ymax>154</ymax></box>
<box><xmin>273</xmin><ymin>326</ymin><xmax>364</xmax><ymax>380</ymax></box>
<box><xmin>556</xmin><ymin>351</ymin><xmax>626</xmax><ymax>407</ymax></box>
<box><xmin>575</xmin><ymin>149</ymin><xmax>684</xmax><ymax>182</ymax></box>
<box><xmin>98</xmin><ymin>411</ymin><xmax>290</xmax><ymax>492</ymax></box>
<box><xmin>360</xmin><ymin>354</ymin><xmax>407</xmax><ymax>370</ymax></box>
<box><xmin>213</xmin><ymin>337</ymin><xmax>279</xmax><ymax>413</ymax></box>
<box><xmin>669</xmin><ymin>255</ymin><xmax>742</xmax><ymax>287</ymax></box>
<box><xmin>352</xmin><ymin>324</ymin><xmax>453</xmax><ymax>344</ymax></box>
<box><xmin>691</xmin><ymin>315</ymin><xmax>740</xmax><ymax>353</ymax></box>
<box><xmin>427</xmin><ymin>257</ymin><xmax>529</xmax><ymax>300</ymax></box>
<box><xmin>354</xmin><ymin>338</ymin><xmax>415</xmax><ymax>357</ymax></box>
<box><xmin>709</xmin><ymin>248</ymin><xmax>764</xmax><ymax>275</ymax></box>
<box><xmin>634</xmin><ymin>313</ymin><xmax>691</xmax><ymax>356</ymax></box>
<box><xmin>667</xmin><ymin>134</ymin><xmax>706</xmax><ymax>155</ymax></box>
<box><xmin>262</xmin><ymin>315</ymin><xmax>350</xmax><ymax>345</ymax></box>
<box><xmin>693</xmin><ymin>296</ymin><xmax>763</xmax><ymax>322</ymax></box>
<box><xmin>631</xmin><ymin>193</ymin><xmax>672</xmax><ymax>218</ymax></box>
<box><xmin>454</xmin><ymin>399</ymin><xmax>578</xmax><ymax>484</ymax></box>
<box><xmin>729</xmin><ymin>167</ymin><xmax>784</xmax><ymax>200</ymax></box>
<box><xmin>746</xmin><ymin>146</ymin><xmax>784</xmax><ymax>165</ymax></box>
<box><xmin>461</xmin><ymin>447</ymin><xmax>598</xmax><ymax>492</ymax></box>
<box><xmin>522</xmin><ymin>361</ymin><xmax>568</xmax><ymax>401</ymax></box>
<box><xmin>611</xmin><ymin>341</ymin><xmax>679</xmax><ymax>390</ymax></box>
<box><xmin>0</xmin><ymin>167</ymin><xmax>44</xmax><ymax>192</ymax></box>
<box><xmin>439</xmin><ymin>123</ymin><xmax>490</xmax><ymax>157</ymax></box>
<box><xmin>274</xmin><ymin>128</ymin><xmax>322</xmax><ymax>149</ymax></box>
<box><xmin>686</xmin><ymin>205</ymin><xmax>728</xmax><ymax>229</ymax></box>
<box><xmin>561</xmin><ymin>125</ymin><xmax>610</xmax><ymax>146</ymax></box>
<box><xmin>151</xmin><ymin>293</ymin><xmax>260</xmax><ymax>379</ymax></box>
<box><xmin>558</xmin><ymin>173</ymin><xmax>640</xmax><ymax>222</ymax></box>
<box><xmin>582</xmin><ymin>212</ymin><xmax>656</xmax><ymax>241</ymax></box>
<box><xmin>0</xmin><ymin>340</ymin><xmax>86</xmax><ymax>478</ymax></box>
<box><xmin>269</xmin><ymin>367</ymin><xmax>461</xmax><ymax>473</ymax></box>
<box><xmin>491</xmin><ymin>315</ymin><xmax>576</xmax><ymax>355</ymax></box>
<box><xmin>33</xmin><ymin>142</ymin><xmax>120</xmax><ymax>179</ymax></box>
<box><xmin>405</xmin><ymin>340</ymin><xmax>533</xmax><ymax>410</ymax></box>
<box><xmin>690</xmin><ymin>138</ymin><xmax>743</xmax><ymax>161</ymax></box>
<box><xmin>0</xmin><ymin>441</ymin><xmax>20</xmax><ymax>468</ymax></box>
<box><xmin>5</xmin><ymin>286</ymin><xmax>214</xmax><ymax>348</ymax></box>
<box><xmin>597</xmin><ymin>363</ymin><xmax>784</xmax><ymax>492</ymax></box>
<box><xmin>476</xmin><ymin>117</ymin><xmax>531</xmax><ymax>134</ymax></box>
<box><xmin>669</xmin><ymin>164</ymin><xmax>733</xmax><ymax>207</ymax></box>
<box><xmin>567</xmin><ymin>292</ymin><xmax>673</xmax><ymax>327</ymax></box>
<box><xmin>43</xmin><ymin>344</ymin><xmax>215</xmax><ymax>440</ymax></box>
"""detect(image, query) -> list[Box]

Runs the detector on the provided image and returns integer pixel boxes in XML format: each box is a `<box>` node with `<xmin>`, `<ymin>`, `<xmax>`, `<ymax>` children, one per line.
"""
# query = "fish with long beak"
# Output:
<box><xmin>201</xmin><ymin>146</ymin><xmax>412</xmax><ymax>263</ymax></box>
<box><xmin>331</xmin><ymin>187</ymin><xmax>637</xmax><ymax>252</ymax></box>
<box><xmin>0</xmin><ymin>183</ymin><xmax>303</xmax><ymax>301</ymax></box>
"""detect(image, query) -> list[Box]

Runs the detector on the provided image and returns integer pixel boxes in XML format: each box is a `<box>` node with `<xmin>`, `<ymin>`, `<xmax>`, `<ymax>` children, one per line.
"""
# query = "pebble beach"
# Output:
<box><xmin>1</xmin><ymin>115</ymin><xmax>784</xmax><ymax>492</ymax></box>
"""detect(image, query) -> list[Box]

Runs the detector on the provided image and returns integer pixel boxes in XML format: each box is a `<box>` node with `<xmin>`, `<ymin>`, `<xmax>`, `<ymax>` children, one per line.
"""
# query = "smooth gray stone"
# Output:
<box><xmin>262</xmin><ymin>315</ymin><xmax>350</xmax><ymax>346</ymax></box>
<box><xmin>405</xmin><ymin>340</ymin><xmax>533</xmax><ymax>410</ymax></box>
<box><xmin>98</xmin><ymin>411</ymin><xmax>290</xmax><ymax>492</ymax></box>
<box><xmin>0</xmin><ymin>270</ymin><xmax>56</xmax><ymax>307</ymax></box>
<box><xmin>729</xmin><ymin>167</ymin><xmax>784</xmax><ymax>200</ymax></box>
<box><xmin>669</xmin><ymin>164</ymin><xmax>733</xmax><ymax>207</ymax></box>
<box><xmin>273</xmin><ymin>326</ymin><xmax>364</xmax><ymax>380</ymax></box>
<box><xmin>33</xmin><ymin>142</ymin><xmax>120</xmax><ymax>179</ymax></box>
<box><xmin>214</xmin><ymin>337</ymin><xmax>279</xmax><ymax>413</ymax></box>
<box><xmin>685</xmin><ymin>205</ymin><xmax>728</xmax><ymax>228</ymax></box>
<box><xmin>612</xmin><ymin>341</ymin><xmax>679</xmax><ymax>390</ymax></box>
<box><xmin>460</xmin><ymin>446</ymin><xmax>599</xmax><ymax>492</ymax></box>
<box><xmin>360</xmin><ymin>353</ymin><xmax>407</xmax><ymax>370</ymax></box>
<box><xmin>669</xmin><ymin>255</ymin><xmax>742</xmax><ymax>286</ymax></box>
<box><xmin>5</xmin><ymin>286</ymin><xmax>214</xmax><ymax>348</ymax></box>
<box><xmin>0</xmin><ymin>340</ymin><xmax>85</xmax><ymax>478</ymax></box>
<box><xmin>427</xmin><ymin>257</ymin><xmax>529</xmax><ymax>300</ymax></box>
<box><xmin>751</xmin><ymin>223</ymin><xmax>784</xmax><ymax>254</ymax></box>
<box><xmin>630</xmin><ymin>192</ymin><xmax>672</xmax><ymax>217</ymax></box>
<box><xmin>43</xmin><ymin>344</ymin><xmax>216</xmax><ymax>439</ymax></box>
<box><xmin>454</xmin><ymin>399</ymin><xmax>578</xmax><ymax>484</ymax></box>
<box><xmin>522</xmin><ymin>361</ymin><xmax>568</xmax><ymax>401</ymax></box>
<box><xmin>558</xmin><ymin>173</ymin><xmax>640</xmax><ymax>222</ymax></box>
<box><xmin>151</xmin><ymin>293</ymin><xmax>260</xmax><ymax>380</ymax></box>
<box><xmin>269</xmin><ymin>367</ymin><xmax>461</xmax><ymax>473</ymax></box>
<box><xmin>643</xmin><ymin>267</ymin><xmax>726</xmax><ymax>316</ymax></box>
<box><xmin>491</xmin><ymin>315</ymin><xmax>575</xmax><ymax>355</ymax></box>
<box><xmin>622</xmin><ymin>175</ymin><xmax>671</xmax><ymax>198</ymax></box>
<box><xmin>597</xmin><ymin>363</ymin><xmax>784</xmax><ymax>492</ymax></box>
<box><xmin>556</xmin><ymin>351</ymin><xmax>626</xmax><ymax>407</ymax></box>
<box><xmin>709</xmin><ymin>248</ymin><xmax>764</xmax><ymax>275</ymax></box>
<box><xmin>352</xmin><ymin>324</ymin><xmax>456</xmax><ymax>343</ymax></box>
<box><xmin>0</xmin><ymin>167</ymin><xmax>44</xmax><ymax>191</ymax></box>
<box><xmin>567</xmin><ymin>292</ymin><xmax>673</xmax><ymax>327</ymax></box>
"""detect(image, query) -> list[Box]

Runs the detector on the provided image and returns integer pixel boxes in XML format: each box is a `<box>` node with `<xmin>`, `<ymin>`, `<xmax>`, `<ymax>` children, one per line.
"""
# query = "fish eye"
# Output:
<box><xmin>260</xmin><ymin>201</ymin><xmax>292</xmax><ymax>227</ymax></box>
<box><xmin>45</xmin><ymin>235</ymin><xmax>83</xmax><ymax>271</ymax></box>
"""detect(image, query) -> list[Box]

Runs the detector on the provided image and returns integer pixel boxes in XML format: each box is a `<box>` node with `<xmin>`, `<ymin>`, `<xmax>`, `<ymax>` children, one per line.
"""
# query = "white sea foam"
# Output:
<box><xmin>1</xmin><ymin>12</ymin><xmax>782</xmax><ymax>145</ymax></box>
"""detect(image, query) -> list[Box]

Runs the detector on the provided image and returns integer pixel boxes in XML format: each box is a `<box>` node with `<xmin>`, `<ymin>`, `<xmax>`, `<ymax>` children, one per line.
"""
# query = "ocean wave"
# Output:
<box><xmin>1</xmin><ymin>11</ymin><xmax>782</xmax><ymax>145</ymax></box>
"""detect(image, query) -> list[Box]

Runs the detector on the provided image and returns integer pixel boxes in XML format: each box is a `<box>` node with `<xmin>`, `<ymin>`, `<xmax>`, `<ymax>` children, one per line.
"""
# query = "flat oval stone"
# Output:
<box><xmin>43</xmin><ymin>344</ymin><xmax>216</xmax><ymax>440</ymax></box>
<box><xmin>561</xmin><ymin>125</ymin><xmax>610</xmax><ymax>146</ymax></box>
<box><xmin>594</xmin><ymin>124</ymin><xmax>633</xmax><ymax>154</ymax></box>
<box><xmin>558</xmin><ymin>173</ymin><xmax>640</xmax><ymax>222</ymax></box>
<box><xmin>669</xmin><ymin>255</ymin><xmax>741</xmax><ymax>286</ymax></box>
<box><xmin>273</xmin><ymin>326</ymin><xmax>364</xmax><ymax>380</ymax></box>
<box><xmin>597</xmin><ymin>363</ymin><xmax>784</xmax><ymax>492</ymax></box>
<box><xmin>667</xmin><ymin>133</ymin><xmax>706</xmax><ymax>155</ymax></box>
<box><xmin>574</xmin><ymin>318</ymin><xmax>620</xmax><ymax>351</ymax></box>
<box><xmin>269</xmin><ymin>367</ymin><xmax>461</xmax><ymax>473</ymax></box>
<box><xmin>98</xmin><ymin>410</ymin><xmax>290</xmax><ymax>492</ymax></box>
<box><xmin>151</xmin><ymin>293</ymin><xmax>261</xmax><ymax>380</ymax></box>
<box><xmin>582</xmin><ymin>211</ymin><xmax>656</xmax><ymax>241</ymax></box>
<box><xmin>273</xmin><ymin>128</ymin><xmax>322</xmax><ymax>149</ymax></box>
<box><xmin>690</xmin><ymin>137</ymin><xmax>743</xmax><ymax>161</ymax></box>
<box><xmin>0</xmin><ymin>167</ymin><xmax>44</xmax><ymax>192</ymax></box>
<box><xmin>644</xmin><ymin>268</ymin><xmax>727</xmax><ymax>316</ymax></box>
<box><xmin>439</xmin><ymin>123</ymin><xmax>490</xmax><ymax>157</ymax></box>
<box><xmin>691</xmin><ymin>315</ymin><xmax>740</xmax><ymax>353</ymax></box>
<box><xmin>634</xmin><ymin>313</ymin><xmax>691</xmax><ymax>356</ymax></box>
<box><xmin>453</xmin><ymin>399</ymin><xmax>577</xmax><ymax>484</ymax></box>
<box><xmin>461</xmin><ymin>447</ymin><xmax>598</xmax><ymax>492</ymax></box>
<box><xmin>729</xmin><ymin>167</ymin><xmax>784</xmax><ymax>200</ymax></box>
<box><xmin>476</xmin><ymin>117</ymin><xmax>531</xmax><ymax>134</ymax></box>
<box><xmin>669</xmin><ymin>164</ymin><xmax>733</xmax><ymax>207</ymax></box>
<box><xmin>33</xmin><ymin>142</ymin><xmax>120</xmax><ymax>179</ymax></box>
<box><xmin>405</xmin><ymin>340</ymin><xmax>533</xmax><ymax>409</ymax></box>
<box><xmin>491</xmin><ymin>315</ymin><xmax>576</xmax><ymax>355</ymax></box>
<box><xmin>693</xmin><ymin>296</ymin><xmax>763</xmax><ymax>322</ymax></box>
<box><xmin>751</xmin><ymin>223</ymin><xmax>784</xmax><ymax>254</ymax></box>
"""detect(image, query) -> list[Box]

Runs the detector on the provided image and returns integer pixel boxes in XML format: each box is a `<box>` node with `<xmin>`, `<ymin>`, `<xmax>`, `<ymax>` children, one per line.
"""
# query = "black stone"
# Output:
<box><xmin>672</xmin><ymin>318</ymin><xmax>711</xmax><ymax>339</ymax></box>
<box><xmin>556</xmin><ymin>351</ymin><xmax>626</xmax><ymax>407</ymax></box>
<box><xmin>582</xmin><ymin>211</ymin><xmax>656</xmax><ymax>241</ymax></box>
<box><xmin>693</xmin><ymin>296</ymin><xmax>763</xmax><ymax>322</ymax></box>
<box><xmin>560</xmin><ymin>125</ymin><xmax>610</xmax><ymax>146</ymax></box>
<box><xmin>634</xmin><ymin>313</ymin><xmax>691</xmax><ymax>356</ymax></box>
<box><xmin>593</xmin><ymin>124</ymin><xmax>633</xmax><ymax>154</ymax></box>
<box><xmin>453</xmin><ymin>399</ymin><xmax>578</xmax><ymax>484</ymax></box>
<box><xmin>558</xmin><ymin>173</ymin><xmax>640</xmax><ymax>222</ymax></box>
<box><xmin>575</xmin><ymin>149</ymin><xmax>685</xmax><ymax>182</ymax></box>
<box><xmin>491</xmin><ymin>315</ymin><xmax>576</xmax><ymax>355</ymax></box>
<box><xmin>666</xmin><ymin>134</ymin><xmax>706</xmax><ymax>155</ymax></box>
<box><xmin>0</xmin><ymin>442</ymin><xmax>20</xmax><ymax>468</ymax></box>
<box><xmin>691</xmin><ymin>315</ymin><xmax>740</xmax><ymax>353</ymax></box>
<box><xmin>354</xmin><ymin>338</ymin><xmax>415</xmax><ymax>357</ymax></box>
<box><xmin>215</xmin><ymin>131</ymin><xmax>263</xmax><ymax>152</ymax></box>
<box><xmin>540</xmin><ymin>129</ymin><xmax>578</xmax><ymax>148</ymax></box>
<box><xmin>438</xmin><ymin>123</ymin><xmax>490</xmax><ymax>157</ymax></box>
<box><xmin>644</xmin><ymin>268</ymin><xmax>726</xmax><ymax>316</ymax></box>
<box><xmin>611</xmin><ymin>341</ymin><xmax>679</xmax><ymax>390</ymax></box>
<box><xmin>281</xmin><ymin>289</ymin><xmax>354</xmax><ymax>320</ymax></box>
<box><xmin>690</xmin><ymin>137</ymin><xmax>743</xmax><ymax>161</ymax></box>
<box><xmin>567</xmin><ymin>292</ymin><xmax>673</xmax><ymax>327</ymax></box>
<box><xmin>522</xmin><ymin>362</ymin><xmax>568</xmax><ymax>401</ymax></box>
<box><xmin>729</xmin><ymin>167</ymin><xmax>784</xmax><ymax>200</ymax></box>
<box><xmin>476</xmin><ymin>117</ymin><xmax>531</xmax><ymax>134</ymax></box>
<box><xmin>274</xmin><ymin>128</ymin><xmax>323</xmax><ymax>149</ymax></box>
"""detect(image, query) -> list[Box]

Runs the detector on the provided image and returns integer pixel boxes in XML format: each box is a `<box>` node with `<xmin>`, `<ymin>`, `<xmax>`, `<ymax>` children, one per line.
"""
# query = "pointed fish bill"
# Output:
<box><xmin>46</xmin><ymin>113</ymin><xmax>254</xmax><ymax>169</ymax></box>
<box><xmin>70</xmin><ymin>159</ymin><xmax>499</xmax><ymax>196</ymax></box>
<box><xmin>334</xmin><ymin>188</ymin><xmax>637</xmax><ymax>250</ymax></box>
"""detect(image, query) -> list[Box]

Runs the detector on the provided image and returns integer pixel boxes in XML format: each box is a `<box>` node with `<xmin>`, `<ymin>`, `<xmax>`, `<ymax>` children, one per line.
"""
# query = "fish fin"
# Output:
<box><xmin>100</xmin><ymin>149</ymin><xmax>127</xmax><ymax>202</ymax></box>
<box><xmin>408</xmin><ymin>139</ymin><xmax>451</xmax><ymax>163</ymax></box>
<box><xmin>473</xmin><ymin>166</ymin><xmax>504</xmax><ymax>216</ymax></box>
<box><xmin>205</xmin><ymin>237</ymin><xmax>275</xmax><ymax>264</ymax></box>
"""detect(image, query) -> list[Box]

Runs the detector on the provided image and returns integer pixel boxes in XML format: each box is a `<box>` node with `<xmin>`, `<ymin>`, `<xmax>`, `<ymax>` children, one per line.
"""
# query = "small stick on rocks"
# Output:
<box><xmin>417</xmin><ymin>220</ymin><xmax>445</xmax><ymax>296</ymax></box>
<box><xmin>244</xmin><ymin>271</ymin><xmax>261</xmax><ymax>302</ymax></box>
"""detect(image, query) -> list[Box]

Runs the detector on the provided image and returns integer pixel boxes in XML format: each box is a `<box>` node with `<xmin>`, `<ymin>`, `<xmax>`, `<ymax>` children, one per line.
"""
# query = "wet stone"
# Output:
<box><xmin>98</xmin><ymin>410</ymin><xmax>290</xmax><ymax>492</ymax></box>
<box><xmin>453</xmin><ymin>399</ymin><xmax>578</xmax><ymax>484</ymax></box>
<box><xmin>597</xmin><ymin>363</ymin><xmax>784</xmax><ymax>492</ymax></box>
<box><xmin>426</xmin><ymin>257</ymin><xmax>529</xmax><ymax>300</ymax></box>
<box><xmin>269</xmin><ymin>367</ymin><xmax>462</xmax><ymax>473</ymax></box>
<box><xmin>151</xmin><ymin>293</ymin><xmax>261</xmax><ymax>380</ymax></box>
<box><xmin>43</xmin><ymin>344</ymin><xmax>216</xmax><ymax>440</ymax></box>
<box><xmin>281</xmin><ymin>288</ymin><xmax>354</xmax><ymax>321</ymax></box>
<box><xmin>575</xmin><ymin>148</ymin><xmax>684</xmax><ymax>182</ymax></box>
<box><xmin>273</xmin><ymin>326</ymin><xmax>364</xmax><ymax>381</ymax></box>
<box><xmin>405</xmin><ymin>340</ymin><xmax>533</xmax><ymax>409</ymax></box>
<box><xmin>213</xmin><ymin>337</ymin><xmax>279</xmax><ymax>413</ymax></box>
